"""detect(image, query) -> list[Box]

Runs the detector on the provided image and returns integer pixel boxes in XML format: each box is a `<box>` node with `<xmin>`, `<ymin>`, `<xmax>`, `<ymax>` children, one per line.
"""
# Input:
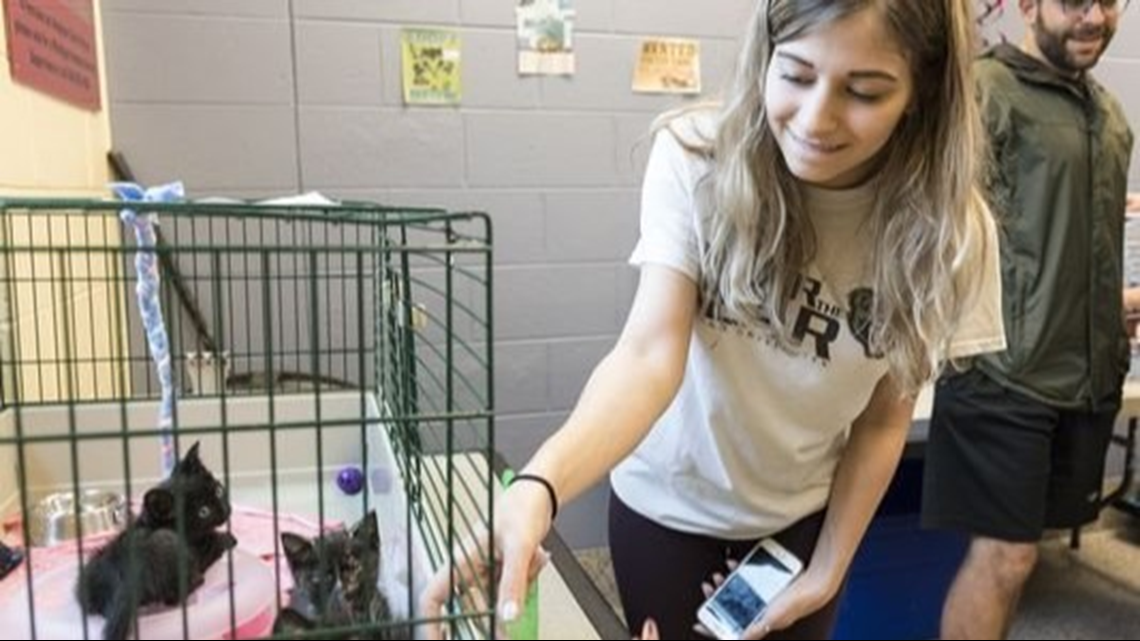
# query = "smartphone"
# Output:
<box><xmin>696</xmin><ymin>538</ymin><xmax>804</xmax><ymax>640</ymax></box>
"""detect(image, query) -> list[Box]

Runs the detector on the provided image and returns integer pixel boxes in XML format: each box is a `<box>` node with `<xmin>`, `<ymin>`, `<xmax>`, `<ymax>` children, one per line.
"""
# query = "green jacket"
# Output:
<box><xmin>973</xmin><ymin>44</ymin><xmax>1134</xmax><ymax>410</ymax></box>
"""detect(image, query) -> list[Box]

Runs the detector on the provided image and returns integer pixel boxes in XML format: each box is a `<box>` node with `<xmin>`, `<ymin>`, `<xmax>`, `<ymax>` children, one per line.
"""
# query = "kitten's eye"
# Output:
<box><xmin>215</xmin><ymin>485</ymin><xmax>225</xmax><ymax>498</ymax></box>
<box><xmin>198</xmin><ymin>506</ymin><xmax>212</xmax><ymax>519</ymax></box>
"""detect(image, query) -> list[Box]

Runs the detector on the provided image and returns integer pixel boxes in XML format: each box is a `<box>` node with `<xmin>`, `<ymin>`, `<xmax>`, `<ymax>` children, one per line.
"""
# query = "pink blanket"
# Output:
<box><xmin>0</xmin><ymin>505</ymin><xmax>342</xmax><ymax>600</ymax></box>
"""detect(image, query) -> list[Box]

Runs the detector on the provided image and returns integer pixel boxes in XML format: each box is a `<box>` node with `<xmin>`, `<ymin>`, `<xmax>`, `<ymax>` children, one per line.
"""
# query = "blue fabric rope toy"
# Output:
<box><xmin>112</xmin><ymin>181</ymin><xmax>185</xmax><ymax>477</ymax></box>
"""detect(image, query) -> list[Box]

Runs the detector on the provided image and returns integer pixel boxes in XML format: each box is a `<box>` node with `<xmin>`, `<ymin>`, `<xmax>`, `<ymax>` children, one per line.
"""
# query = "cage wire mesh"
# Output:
<box><xmin>0</xmin><ymin>197</ymin><xmax>500</xmax><ymax>639</ymax></box>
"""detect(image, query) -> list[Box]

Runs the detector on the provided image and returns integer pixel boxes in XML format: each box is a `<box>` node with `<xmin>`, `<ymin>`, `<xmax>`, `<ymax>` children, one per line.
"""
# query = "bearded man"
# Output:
<box><xmin>921</xmin><ymin>1</ymin><xmax>1135</xmax><ymax>638</ymax></box>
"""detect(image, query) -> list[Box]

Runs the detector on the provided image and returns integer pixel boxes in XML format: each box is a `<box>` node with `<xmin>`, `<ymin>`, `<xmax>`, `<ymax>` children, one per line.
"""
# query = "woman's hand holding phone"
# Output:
<box><xmin>735</xmin><ymin>565</ymin><xmax>836</xmax><ymax>639</ymax></box>
<box><xmin>694</xmin><ymin>537</ymin><xmax>839</xmax><ymax>640</ymax></box>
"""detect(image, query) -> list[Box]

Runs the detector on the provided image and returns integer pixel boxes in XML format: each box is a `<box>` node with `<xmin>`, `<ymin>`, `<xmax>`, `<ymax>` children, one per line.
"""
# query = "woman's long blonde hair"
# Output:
<box><xmin>662</xmin><ymin>0</ymin><xmax>989</xmax><ymax>396</ymax></box>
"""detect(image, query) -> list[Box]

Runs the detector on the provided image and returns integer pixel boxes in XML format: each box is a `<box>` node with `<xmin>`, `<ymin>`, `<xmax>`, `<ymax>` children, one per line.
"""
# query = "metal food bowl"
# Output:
<box><xmin>29</xmin><ymin>489</ymin><xmax>128</xmax><ymax>547</ymax></box>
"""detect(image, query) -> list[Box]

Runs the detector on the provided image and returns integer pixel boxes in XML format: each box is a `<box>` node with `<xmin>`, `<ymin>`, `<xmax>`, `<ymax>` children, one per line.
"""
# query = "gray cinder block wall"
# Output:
<box><xmin>102</xmin><ymin>1</ymin><xmax>1139</xmax><ymax>548</ymax></box>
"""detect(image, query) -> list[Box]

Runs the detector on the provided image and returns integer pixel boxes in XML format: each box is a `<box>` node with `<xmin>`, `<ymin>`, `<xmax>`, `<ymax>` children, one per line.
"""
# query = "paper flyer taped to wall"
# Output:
<box><xmin>632</xmin><ymin>37</ymin><xmax>701</xmax><ymax>95</ymax></box>
<box><xmin>401</xmin><ymin>27</ymin><xmax>462</xmax><ymax>105</ymax></box>
<box><xmin>517</xmin><ymin>0</ymin><xmax>576</xmax><ymax>76</ymax></box>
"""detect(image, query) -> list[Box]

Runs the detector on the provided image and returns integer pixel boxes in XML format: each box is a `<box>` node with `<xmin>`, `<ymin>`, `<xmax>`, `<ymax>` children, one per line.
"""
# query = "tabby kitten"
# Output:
<box><xmin>273</xmin><ymin>511</ymin><xmax>408</xmax><ymax>639</ymax></box>
<box><xmin>76</xmin><ymin>442</ymin><xmax>236</xmax><ymax>640</ymax></box>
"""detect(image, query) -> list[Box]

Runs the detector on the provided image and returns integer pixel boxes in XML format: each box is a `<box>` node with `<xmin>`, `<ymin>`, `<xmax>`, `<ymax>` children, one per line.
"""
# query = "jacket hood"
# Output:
<box><xmin>983</xmin><ymin>42</ymin><xmax>1089</xmax><ymax>98</ymax></box>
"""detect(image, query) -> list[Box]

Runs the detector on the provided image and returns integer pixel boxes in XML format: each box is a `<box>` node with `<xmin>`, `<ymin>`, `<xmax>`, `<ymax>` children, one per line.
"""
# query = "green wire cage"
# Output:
<box><xmin>0</xmin><ymin>197</ymin><xmax>501</xmax><ymax>639</ymax></box>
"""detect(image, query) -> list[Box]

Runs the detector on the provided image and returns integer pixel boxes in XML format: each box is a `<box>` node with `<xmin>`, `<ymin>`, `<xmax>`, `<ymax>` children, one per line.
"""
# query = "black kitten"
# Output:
<box><xmin>273</xmin><ymin>511</ymin><xmax>407</xmax><ymax>639</ymax></box>
<box><xmin>76</xmin><ymin>442</ymin><xmax>236</xmax><ymax>640</ymax></box>
<box><xmin>0</xmin><ymin>540</ymin><xmax>23</xmax><ymax>580</ymax></box>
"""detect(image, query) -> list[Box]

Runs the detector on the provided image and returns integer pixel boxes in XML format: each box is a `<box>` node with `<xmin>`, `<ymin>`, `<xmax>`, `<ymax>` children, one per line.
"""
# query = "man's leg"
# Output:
<box><xmin>922</xmin><ymin>369</ymin><xmax>1057</xmax><ymax>639</ymax></box>
<box><xmin>941</xmin><ymin>537</ymin><xmax>1038</xmax><ymax>640</ymax></box>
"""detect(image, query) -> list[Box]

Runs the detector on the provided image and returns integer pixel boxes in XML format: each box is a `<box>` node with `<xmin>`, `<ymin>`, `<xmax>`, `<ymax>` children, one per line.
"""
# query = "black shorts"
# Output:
<box><xmin>921</xmin><ymin>368</ymin><xmax>1120</xmax><ymax>542</ymax></box>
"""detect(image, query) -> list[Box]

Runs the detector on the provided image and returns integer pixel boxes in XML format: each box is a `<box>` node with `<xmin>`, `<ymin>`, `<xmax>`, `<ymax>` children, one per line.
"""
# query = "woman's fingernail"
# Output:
<box><xmin>499</xmin><ymin>600</ymin><xmax>518</xmax><ymax>622</ymax></box>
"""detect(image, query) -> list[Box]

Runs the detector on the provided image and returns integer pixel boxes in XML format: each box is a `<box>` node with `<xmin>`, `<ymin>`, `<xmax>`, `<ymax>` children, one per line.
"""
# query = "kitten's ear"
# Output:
<box><xmin>182</xmin><ymin>442</ymin><xmax>202</xmax><ymax>469</ymax></box>
<box><xmin>281</xmin><ymin>532</ymin><xmax>315</xmax><ymax>567</ymax></box>
<box><xmin>353</xmin><ymin>510</ymin><xmax>379</xmax><ymax>549</ymax></box>
<box><xmin>143</xmin><ymin>487</ymin><xmax>175</xmax><ymax>523</ymax></box>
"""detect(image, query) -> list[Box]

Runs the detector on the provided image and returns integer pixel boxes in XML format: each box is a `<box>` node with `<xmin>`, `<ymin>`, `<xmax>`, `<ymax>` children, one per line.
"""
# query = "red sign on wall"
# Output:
<box><xmin>4</xmin><ymin>0</ymin><xmax>101</xmax><ymax>111</ymax></box>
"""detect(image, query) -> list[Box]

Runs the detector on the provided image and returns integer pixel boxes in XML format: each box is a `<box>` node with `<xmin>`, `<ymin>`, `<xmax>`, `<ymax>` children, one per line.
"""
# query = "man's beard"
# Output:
<box><xmin>1033</xmin><ymin>13</ymin><xmax>1113</xmax><ymax>74</ymax></box>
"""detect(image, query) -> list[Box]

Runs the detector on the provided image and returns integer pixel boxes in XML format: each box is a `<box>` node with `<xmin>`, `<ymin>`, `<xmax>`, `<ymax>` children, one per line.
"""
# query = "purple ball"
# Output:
<box><xmin>337</xmin><ymin>466</ymin><xmax>365</xmax><ymax>495</ymax></box>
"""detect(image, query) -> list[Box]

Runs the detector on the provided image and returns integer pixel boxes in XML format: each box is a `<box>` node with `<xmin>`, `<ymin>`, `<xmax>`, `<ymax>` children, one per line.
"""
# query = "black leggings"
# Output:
<box><xmin>609</xmin><ymin>492</ymin><xmax>845</xmax><ymax>640</ymax></box>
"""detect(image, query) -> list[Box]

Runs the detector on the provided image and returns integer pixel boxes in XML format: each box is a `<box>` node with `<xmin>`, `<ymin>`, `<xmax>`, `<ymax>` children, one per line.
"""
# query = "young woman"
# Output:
<box><xmin>423</xmin><ymin>1</ymin><xmax>1004</xmax><ymax>638</ymax></box>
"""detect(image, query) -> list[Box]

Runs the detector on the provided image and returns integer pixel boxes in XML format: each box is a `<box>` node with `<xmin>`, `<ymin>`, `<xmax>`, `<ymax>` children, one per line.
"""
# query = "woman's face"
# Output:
<box><xmin>765</xmin><ymin>9</ymin><xmax>914</xmax><ymax>189</ymax></box>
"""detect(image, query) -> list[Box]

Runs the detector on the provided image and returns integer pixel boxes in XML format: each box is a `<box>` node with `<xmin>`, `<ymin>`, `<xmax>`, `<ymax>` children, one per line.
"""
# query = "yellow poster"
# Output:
<box><xmin>401</xmin><ymin>28</ymin><xmax>462</xmax><ymax>106</ymax></box>
<box><xmin>632</xmin><ymin>38</ymin><xmax>701</xmax><ymax>95</ymax></box>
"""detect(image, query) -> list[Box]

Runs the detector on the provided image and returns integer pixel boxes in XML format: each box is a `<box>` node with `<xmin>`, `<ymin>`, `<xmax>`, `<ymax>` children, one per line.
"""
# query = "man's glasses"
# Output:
<box><xmin>1058</xmin><ymin>0</ymin><xmax>1131</xmax><ymax>14</ymax></box>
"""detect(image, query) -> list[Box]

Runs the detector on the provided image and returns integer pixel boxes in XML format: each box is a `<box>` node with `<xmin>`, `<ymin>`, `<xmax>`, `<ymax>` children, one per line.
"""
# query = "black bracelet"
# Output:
<box><xmin>509</xmin><ymin>473</ymin><xmax>559</xmax><ymax>521</ymax></box>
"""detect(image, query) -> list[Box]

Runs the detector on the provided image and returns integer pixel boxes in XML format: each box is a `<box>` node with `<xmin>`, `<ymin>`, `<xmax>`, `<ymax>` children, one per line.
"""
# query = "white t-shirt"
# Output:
<box><xmin>610</xmin><ymin>123</ymin><xmax>1006</xmax><ymax>539</ymax></box>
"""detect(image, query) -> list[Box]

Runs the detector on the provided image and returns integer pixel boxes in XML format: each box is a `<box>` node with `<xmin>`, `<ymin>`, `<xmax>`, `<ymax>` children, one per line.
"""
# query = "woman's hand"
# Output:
<box><xmin>419</xmin><ymin>480</ymin><xmax>555</xmax><ymax>639</ymax></box>
<box><xmin>694</xmin><ymin>560</ymin><xmax>840</xmax><ymax>640</ymax></box>
<box><xmin>740</xmin><ymin>564</ymin><xmax>838</xmax><ymax>639</ymax></box>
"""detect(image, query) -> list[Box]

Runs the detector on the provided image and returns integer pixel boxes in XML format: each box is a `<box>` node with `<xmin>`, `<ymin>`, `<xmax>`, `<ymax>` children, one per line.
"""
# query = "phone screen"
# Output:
<box><xmin>706</xmin><ymin>545</ymin><xmax>798</xmax><ymax>634</ymax></box>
